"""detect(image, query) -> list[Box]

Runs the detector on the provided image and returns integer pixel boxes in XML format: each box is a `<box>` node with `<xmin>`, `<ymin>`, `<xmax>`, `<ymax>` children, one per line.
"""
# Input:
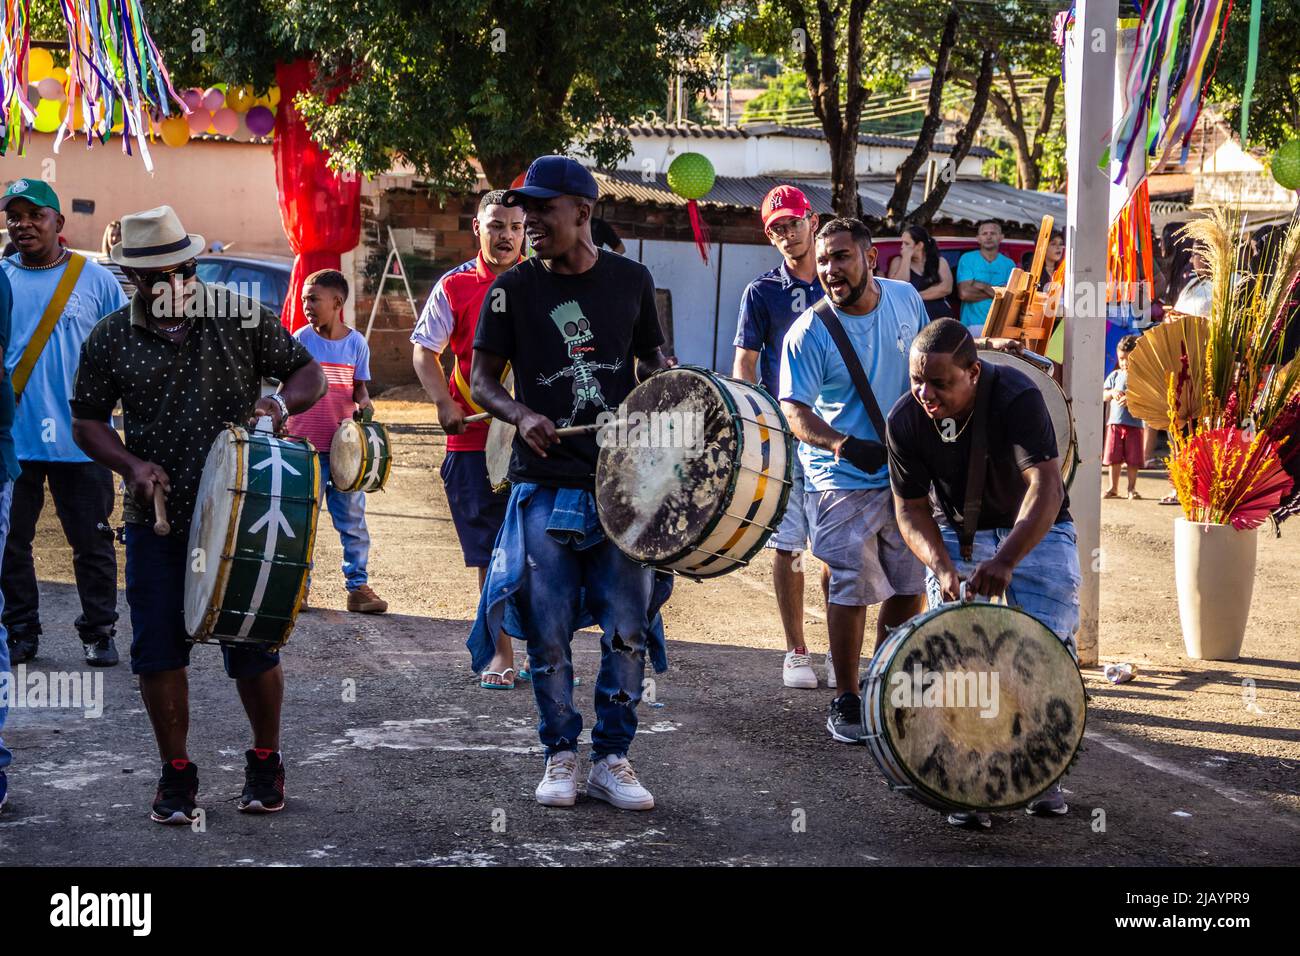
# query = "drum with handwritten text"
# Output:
<box><xmin>184</xmin><ymin>421</ymin><xmax>320</xmax><ymax>650</ymax></box>
<box><xmin>861</xmin><ymin>601</ymin><xmax>1086</xmax><ymax>813</ymax></box>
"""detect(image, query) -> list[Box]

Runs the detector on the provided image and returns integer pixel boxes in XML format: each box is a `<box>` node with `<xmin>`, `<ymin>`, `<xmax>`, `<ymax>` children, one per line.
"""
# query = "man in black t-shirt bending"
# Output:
<box><xmin>886</xmin><ymin>319</ymin><xmax>1080</xmax><ymax>827</ymax></box>
<box><xmin>470</xmin><ymin>156</ymin><xmax>674</xmax><ymax>812</ymax></box>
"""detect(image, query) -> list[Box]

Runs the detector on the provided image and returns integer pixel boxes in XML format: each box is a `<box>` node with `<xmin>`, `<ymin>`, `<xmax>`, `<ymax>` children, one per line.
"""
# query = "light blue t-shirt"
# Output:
<box><xmin>2</xmin><ymin>255</ymin><xmax>127</xmax><ymax>462</ymax></box>
<box><xmin>1105</xmin><ymin>368</ymin><xmax>1143</xmax><ymax>427</ymax></box>
<box><xmin>779</xmin><ymin>277</ymin><xmax>928</xmax><ymax>491</ymax></box>
<box><xmin>955</xmin><ymin>250</ymin><xmax>1015</xmax><ymax>329</ymax></box>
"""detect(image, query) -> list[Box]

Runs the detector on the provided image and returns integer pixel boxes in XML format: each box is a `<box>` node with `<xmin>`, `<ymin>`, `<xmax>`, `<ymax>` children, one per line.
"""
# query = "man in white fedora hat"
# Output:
<box><xmin>71</xmin><ymin>205</ymin><xmax>327</xmax><ymax>825</ymax></box>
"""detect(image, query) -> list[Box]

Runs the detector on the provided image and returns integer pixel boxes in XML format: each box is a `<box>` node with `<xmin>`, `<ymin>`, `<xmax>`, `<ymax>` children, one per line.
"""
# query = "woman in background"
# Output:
<box><xmin>887</xmin><ymin>224</ymin><xmax>954</xmax><ymax>319</ymax></box>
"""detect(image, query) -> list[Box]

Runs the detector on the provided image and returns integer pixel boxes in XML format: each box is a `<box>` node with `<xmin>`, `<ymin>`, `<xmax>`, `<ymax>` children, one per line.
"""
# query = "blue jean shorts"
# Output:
<box><xmin>441</xmin><ymin>450</ymin><xmax>508</xmax><ymax>568</ymax></box>
<box><xmin>124</xmin><ymin>524</ymin><xmax>281</xmax><ymax>679</ymax></box>
<box><xmin>923</xmin><ymin>520</ymin><xmax>1081</xmax><ymax>656</ymax></box>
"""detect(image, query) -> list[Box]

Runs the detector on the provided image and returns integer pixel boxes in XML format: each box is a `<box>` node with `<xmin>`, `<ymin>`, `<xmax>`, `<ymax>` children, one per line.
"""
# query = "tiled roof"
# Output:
<box><xmin>617</xmin><ymin>122</ymin><xmax>997</xmax><ymax>159</ymax></box>
<box><xmin>595</xmin><ymin>169</ymin><xmax>1063</xmax><ymax>229</ymax></box>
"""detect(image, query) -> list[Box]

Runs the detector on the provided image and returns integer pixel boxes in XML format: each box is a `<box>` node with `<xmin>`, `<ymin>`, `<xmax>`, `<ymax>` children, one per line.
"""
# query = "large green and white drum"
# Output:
<box><xmin>185</xmin><ymin>421</ymin><xmax>321</xmax><ymax>649</ymax></box>
<box><xmin>329</xmin><ymin>411</ymin><xmax>392</xmax><ymax>493</ymax></box>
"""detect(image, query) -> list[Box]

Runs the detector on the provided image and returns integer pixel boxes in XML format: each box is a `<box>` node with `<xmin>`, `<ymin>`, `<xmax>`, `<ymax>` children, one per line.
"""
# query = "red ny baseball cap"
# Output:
<box><xmin>761</xmin><ymin>185</ymin><xmax>812</xmax><ymax>228</ymax></box>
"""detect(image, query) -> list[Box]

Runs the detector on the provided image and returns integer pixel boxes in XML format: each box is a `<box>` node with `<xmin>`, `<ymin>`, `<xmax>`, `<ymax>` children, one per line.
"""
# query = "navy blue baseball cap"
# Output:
<box><xmin>504</xmin><ymin>155</ymin><xmax>599</xmax><ymax>204</ymax></box>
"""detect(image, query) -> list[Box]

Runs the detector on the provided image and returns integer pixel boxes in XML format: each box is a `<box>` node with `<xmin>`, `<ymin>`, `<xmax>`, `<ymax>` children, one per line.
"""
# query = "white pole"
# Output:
<box><xmin>1063</xmin><ymin>0</ymin><xmax>1117</xmax><ymax>667</ymax></box>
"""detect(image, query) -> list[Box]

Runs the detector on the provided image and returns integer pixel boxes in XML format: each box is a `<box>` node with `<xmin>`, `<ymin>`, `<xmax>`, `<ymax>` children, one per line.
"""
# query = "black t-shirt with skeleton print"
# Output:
<box><xmin>474</xmin><ymin>250</ymin><xmax>665</xmax><ymax>490</ymax></box>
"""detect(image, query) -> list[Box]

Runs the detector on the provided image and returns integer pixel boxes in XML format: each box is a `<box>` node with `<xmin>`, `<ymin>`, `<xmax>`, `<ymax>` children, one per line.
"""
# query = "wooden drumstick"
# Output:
<box><xmin>460</xmin><ymin>411</ymin><xmax>604</xmax><ymax>439</ymax></box>
<box><xmin>152</xmin><ymin>485</ymin><xmax>170</xmax><ymax>536</ymax></box>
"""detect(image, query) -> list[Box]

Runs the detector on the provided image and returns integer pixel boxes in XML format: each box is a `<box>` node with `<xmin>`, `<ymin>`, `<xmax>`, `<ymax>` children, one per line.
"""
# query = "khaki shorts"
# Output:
<box><xmin>808</xmin><ymin>487</ymin><xmax>926</xmax><ymax>606</ymax></box>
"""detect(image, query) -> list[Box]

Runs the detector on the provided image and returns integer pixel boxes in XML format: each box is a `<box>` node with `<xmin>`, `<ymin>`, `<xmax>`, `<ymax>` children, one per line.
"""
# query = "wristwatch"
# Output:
<box><xmin>269</xmin><ymin>392</ymin><xmax>290</xmax><ymax>426</ymax></box>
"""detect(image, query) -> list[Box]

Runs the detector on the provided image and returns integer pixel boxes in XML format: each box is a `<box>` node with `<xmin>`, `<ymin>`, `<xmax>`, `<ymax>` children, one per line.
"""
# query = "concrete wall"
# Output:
<box><xmin>0</xmin><ymin>133</ymin><xmax>291</xmax><ymax>255</ymax></box>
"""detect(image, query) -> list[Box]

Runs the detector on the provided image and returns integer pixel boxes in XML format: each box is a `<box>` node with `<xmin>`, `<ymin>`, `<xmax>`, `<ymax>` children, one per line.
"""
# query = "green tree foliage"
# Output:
<box><xmin>1208</xmin><ymin>0</ymin><xmax>1300</xmax><ymax>150</ymax></box>
<box><xmin>145</xmin><ymin>0</ymin><xmax>721</xmax><ymax>188</ymax></box>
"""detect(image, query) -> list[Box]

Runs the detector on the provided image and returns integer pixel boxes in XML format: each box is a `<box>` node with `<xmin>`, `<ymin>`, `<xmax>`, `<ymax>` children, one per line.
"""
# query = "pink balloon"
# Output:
<box><xmin>36</xmin><ymin>77</ymin><xmax>65</xmax><ymax>102</ymax></box>
<box><xmin>211</xmin><ymin>107</ymin><xmax>238</xmax><ymax>136</ymax></box>
<box><xmin>245</xmin><ymin>105</ymin><xmax>275</xmax><ymax>137</ymax></box>
<box><xmin>187</xmin><ymin>108</ymin><xmax>212</xmax><ymax>133</ymax></box>
<box><xmin>202</xmin><ymin>87</ymin><xmax>225</xmax><ymax>112</ymax></box>
<box><xmin>181</xmin><ymin>88</ymin><xmax>203</xmax><ymax>111</ymax></box>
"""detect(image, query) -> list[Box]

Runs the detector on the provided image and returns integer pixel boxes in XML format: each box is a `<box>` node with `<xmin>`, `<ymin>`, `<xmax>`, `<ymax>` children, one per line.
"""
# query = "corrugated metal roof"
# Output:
<box><xmin>618</xmin><ymin>122</ymin><xmax>996</xmax><ymax>159</ymax></box>
<box><xmin>595</xmin><ymin>169</ymin><xmax>1062</xmax><ymax>229</ymax></box>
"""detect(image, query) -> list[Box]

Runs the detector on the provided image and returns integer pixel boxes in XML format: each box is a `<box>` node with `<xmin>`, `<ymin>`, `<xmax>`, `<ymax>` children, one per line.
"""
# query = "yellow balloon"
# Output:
<box><xmin>33</xmin><ymin>98</ymin><xmax>62</xmax><ymax>133</ymax></box>
<box><xmin>27</xmin><ymin>48</ymin><xmax>54</xmax><ymax>83</ymax></box>
<box><xmin>50</xmin><ymin>67</ymin><xmax>69</xmax><ymax>86</ymax></box>
<box><xmin>160</xmin><ymin>115</ymin><xmax>190</xmax><ymax>147</ymax></box>
<box><xmin>267</xmin><ymin>85</ymin><xmax>280</xmax><ymax>107</ymax></box>
<box><xmin>226</xmin><ymin>84</ymin><xmax>255</xmax><ymax>113</ymax></box>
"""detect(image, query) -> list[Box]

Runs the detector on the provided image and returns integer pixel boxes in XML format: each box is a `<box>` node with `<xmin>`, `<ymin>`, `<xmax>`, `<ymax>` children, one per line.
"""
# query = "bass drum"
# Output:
<box><xmin>862</xmin><ymin>601</ymin><xmax>1086</xmax><ymax>813</ymax></box>
<box><xmin>978</xmin><ymin>349</ymin><xmax>1078</xmax><ymax>488</ymax></box>
<box><xmin>185</xmin><ymin>422</ymin><xmax>321</xmax><ymax>650</ymax></box>
<box><xmin>595</xmin><ymin>366</ymin><xmax>792</xmax><ymax>579</ymax></box>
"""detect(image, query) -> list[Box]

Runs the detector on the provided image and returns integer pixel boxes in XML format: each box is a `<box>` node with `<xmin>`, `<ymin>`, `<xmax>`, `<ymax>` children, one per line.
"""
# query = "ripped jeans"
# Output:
<box><xmin>515</xmin><ymin>486</ymin><xmax>655</xmax><ymax>760</ymax></box>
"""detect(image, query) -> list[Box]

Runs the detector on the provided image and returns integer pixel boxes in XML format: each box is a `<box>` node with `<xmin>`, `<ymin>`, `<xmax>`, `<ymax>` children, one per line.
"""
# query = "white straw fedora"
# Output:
<box><xmin>109</xmin><ymin>205</ymin><xmax>206</xmax><ymax>269</ymax></box>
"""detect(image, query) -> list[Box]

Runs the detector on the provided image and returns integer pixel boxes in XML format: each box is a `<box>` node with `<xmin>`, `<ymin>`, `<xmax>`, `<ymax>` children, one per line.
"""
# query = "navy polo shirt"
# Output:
<box><xmin>734</xmin><ymin>261</ymin><xmax>824</xmax><ymax>397</ymax></box>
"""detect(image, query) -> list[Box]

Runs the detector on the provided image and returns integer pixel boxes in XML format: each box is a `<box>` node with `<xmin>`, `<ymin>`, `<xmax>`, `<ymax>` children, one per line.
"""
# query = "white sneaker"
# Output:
<box><xmin>535</xmin><ymin>751</ymin><xmax>578</xmax><ymax>807</ymax></box>
<box><xmin>783</xmin><ymin>650</ymin><xmax>818</xmax><ymax>689</ymax></box>
<box><xmin>826</xmin><ymin>647</ymin><xmax>837</xmax><ymax>689</ymax></box>
<box><xmin>585</xmin><ymin>755</ymin><xmax>655</xmax><ymax>810</ymax></box>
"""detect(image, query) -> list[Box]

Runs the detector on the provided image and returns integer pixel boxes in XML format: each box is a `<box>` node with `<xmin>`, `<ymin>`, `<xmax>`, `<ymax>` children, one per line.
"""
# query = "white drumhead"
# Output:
<box><xmin>483</xmin><ymin>369</ymin><xmax>515</xmax><ymax>489</ymax></box>
<box><xmin>184</xmin><ymin>429</ymin><xmax>241</xmax><ymax>637</ymax></box>
<box><xmin>330</xmin><ymin>419</ymin><xmax>364</xmax><ymax>490</ymax></box>
<box><xmin>978</xmin><ymin>350</ymin><xmax>1074</xmax><ymax>469</ymax></box>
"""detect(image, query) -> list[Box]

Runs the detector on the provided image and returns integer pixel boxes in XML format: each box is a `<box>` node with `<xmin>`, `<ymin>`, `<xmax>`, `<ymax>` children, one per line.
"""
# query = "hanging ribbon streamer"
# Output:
<box><xmin>1101</xmin><ymin>0</ymin><xmax>1235</xmax><ymax>195</ymax></box>
<box><xmin>1107</xmin><ymin>179</ymin><xmax>1154</xmax><ymax>309</ymax></box>
<box><xmin>0</xmin><ymin>0</ymin><xmax>34</xmax><ymax>156</ymax></box>
<box><xmin>685</xmin><ymin>199</ymin><xmax>711</xmax><ymax>264</ymax></box>
<box><xmin>57</xmin><ymin>0</ymin><xmax>189</xmax><ymax>171</ymax></box>
<box><xmin>1238</xmin><ymin>0</ymin><xmax>1260</xmax><ymax>142</ymax></box>
<box><xmin>0</xmin><ymin>0</ymin><xmax>187</xmax><ymax>166</ymax></box>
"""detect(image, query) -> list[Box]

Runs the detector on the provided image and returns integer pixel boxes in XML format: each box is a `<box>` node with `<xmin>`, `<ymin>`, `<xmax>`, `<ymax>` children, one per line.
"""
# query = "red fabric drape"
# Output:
<box><xmin>274</xmin><ymin>59</ymin><xmax>361</xmax><ymax>333</ymax></box>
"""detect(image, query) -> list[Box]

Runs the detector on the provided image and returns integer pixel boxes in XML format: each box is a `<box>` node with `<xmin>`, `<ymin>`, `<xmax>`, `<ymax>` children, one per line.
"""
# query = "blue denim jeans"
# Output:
<box><xmin>0</xmin><ymin>480</ymin><xmax>16</xmax><ymax>771</ymax></box>
<box><xmin>515</xmin><ymin>486</ymin><xmax>656</xmax><ymax>760</ymax></box>
<box><xmin>317</xmin><ymin>454</ymin><xmax>369</xmax><ymax>590</ymax></box>
<box><xmin>923</xmin><ymin>520</ymin><xmax>1081</xmax><ymax>657</ymax></box>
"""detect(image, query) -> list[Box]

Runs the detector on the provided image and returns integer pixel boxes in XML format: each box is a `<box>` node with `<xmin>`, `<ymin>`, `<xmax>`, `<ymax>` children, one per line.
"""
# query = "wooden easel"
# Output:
<box><xmin>982</xmin><ymin>216</ymin><xmax>1058</xmax><ymax>356</ymax></box>
<box><xmin>363</xmin><ymin>225</ymin><xmax>418</xmax><ymax>343</ymax></box>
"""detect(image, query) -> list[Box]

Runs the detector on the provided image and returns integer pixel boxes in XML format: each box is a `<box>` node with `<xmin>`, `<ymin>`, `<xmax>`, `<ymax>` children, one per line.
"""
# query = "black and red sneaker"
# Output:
<box><xmin>151</xmin><ymin>759</ymin><xmax>199</xmax><ymax>825</ymax></box>
<box><xmin>238</xmin><ymin>749</ymin><xmax>285</xmax><ymax>813</ymax></box>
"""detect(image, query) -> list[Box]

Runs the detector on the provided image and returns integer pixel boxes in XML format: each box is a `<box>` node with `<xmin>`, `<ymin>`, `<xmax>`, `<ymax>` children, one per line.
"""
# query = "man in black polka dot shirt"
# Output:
<box><xmin>71</xmin><ymin>206</ymin><xmax>327</xmax><ymax>824</ymax></box>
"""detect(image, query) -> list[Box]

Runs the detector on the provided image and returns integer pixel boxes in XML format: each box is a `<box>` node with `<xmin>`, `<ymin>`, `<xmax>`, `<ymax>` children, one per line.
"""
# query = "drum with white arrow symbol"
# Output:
<box><xmin>185</xmin><ymin>418</ymin><xmax>321</xmax><ymax>649</ymax></box>
<box><xmin>329</xmin><ymin>407</ymin><xmax>392</xmax><ymax>493</ymax></box>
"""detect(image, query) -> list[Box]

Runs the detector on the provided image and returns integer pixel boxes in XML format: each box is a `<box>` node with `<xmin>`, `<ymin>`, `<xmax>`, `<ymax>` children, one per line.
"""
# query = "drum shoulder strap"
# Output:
<box><xmin>958</xmin><ymin>367</ymin><xmax>994</xmax><ymax>562</ymax></box>
<box><xmin>13</xmin><ymin>252</ymin><xmax>86</xmax><ymax>403</ymax></box>
<box><xmin>812</xmin><ymin>297</ymin><xmax>888</xmax><ymax>441</ymax></box>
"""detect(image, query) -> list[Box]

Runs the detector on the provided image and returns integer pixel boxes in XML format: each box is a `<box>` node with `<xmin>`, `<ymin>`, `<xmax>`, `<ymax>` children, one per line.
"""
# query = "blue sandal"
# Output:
<box><xmin>479</xmin><ymin>667</ymin><xmax>516</xmax><ymax>690</ymax></box>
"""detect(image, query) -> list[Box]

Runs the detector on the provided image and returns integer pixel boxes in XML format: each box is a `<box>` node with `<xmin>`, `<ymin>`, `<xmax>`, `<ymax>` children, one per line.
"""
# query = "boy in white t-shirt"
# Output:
<box><xmin>286</xmin><ymin>269</ymin><xmax>387</xmax><ymax>613</ymax></box>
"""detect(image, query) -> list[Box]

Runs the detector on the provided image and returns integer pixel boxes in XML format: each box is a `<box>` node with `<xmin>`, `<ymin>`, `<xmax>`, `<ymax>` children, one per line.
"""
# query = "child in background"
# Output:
<box><xmin>285</xmin><ymin>269</ymin><xmax>388</xmax><ymax>613</ymax></box>
<box><xmin>1103</xmin><ymin>335</ymin><xmax>1145</xmax><ymax>500</ymax></box>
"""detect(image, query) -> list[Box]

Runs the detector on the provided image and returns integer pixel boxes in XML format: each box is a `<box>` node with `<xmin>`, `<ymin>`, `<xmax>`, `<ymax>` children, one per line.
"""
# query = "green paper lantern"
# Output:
<box><xmin>1272</xmin><ymin>139</ymin><xmax>1300</xmax><ymax>191</ymax></box>
<box><xmin>667</xmin><ymin>152</ymin><xmax>715</xmax><ymax>200</ymax></box>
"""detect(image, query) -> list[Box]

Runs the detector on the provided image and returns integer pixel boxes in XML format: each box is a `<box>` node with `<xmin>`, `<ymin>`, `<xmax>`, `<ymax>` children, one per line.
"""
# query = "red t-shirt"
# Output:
<box><xmin>411</xmin><ymin>253</ymin><xmax>512</xmax><ymax>452</ymax></box>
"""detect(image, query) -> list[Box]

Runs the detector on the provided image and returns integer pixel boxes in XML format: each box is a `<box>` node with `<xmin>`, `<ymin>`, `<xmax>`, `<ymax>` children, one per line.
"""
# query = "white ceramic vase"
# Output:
<box><xmin>1173</xmin><ymin>518</ymin><xmax>1258</xmax><ymax>661</ymax></box>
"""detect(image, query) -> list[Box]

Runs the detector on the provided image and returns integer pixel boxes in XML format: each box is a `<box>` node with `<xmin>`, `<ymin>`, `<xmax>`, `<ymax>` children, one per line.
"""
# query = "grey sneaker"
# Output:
<box><xmin>826</xmin><ymin>693</ymin><xmax>865</xmax><ymax>744</ymax></box>
<box><xmin>1026</xmin><ymin>782</ymin><xmax>1069</xmax><ymax>816</ymax></box>
<box><xmin>946</xmin><ymin>811</ymin><xmax>993</xmax><ymax>830</ymax></box>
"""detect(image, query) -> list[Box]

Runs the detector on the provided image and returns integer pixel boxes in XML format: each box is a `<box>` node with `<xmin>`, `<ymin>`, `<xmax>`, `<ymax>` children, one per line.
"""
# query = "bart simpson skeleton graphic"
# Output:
<box><xmin>537</xmin><ymin>300</ymin><xmax>623</xmax><ymax>427</ymax></box>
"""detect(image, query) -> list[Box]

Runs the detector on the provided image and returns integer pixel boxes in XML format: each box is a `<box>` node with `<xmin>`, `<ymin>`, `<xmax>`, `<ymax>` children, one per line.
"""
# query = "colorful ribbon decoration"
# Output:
<box><xmin>0</xmin><ymin>0</ymin><xmax>186</xmax><ymax>167</ymax></box>
<box><xmin>0</xmin><ymin>0</ymin><xmax>35</xmax><ymax>155</ymax></box>
<box><xmin>1102</xmin><ymin>0</ymin><xmax>1235</xmax><ymax>193</ymax></box>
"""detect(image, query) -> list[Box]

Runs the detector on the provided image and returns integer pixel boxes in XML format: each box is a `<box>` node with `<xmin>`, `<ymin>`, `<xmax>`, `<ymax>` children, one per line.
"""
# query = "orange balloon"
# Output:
<box><xmin>160</xmin><ymin>115</ymin><xmax>190</xmax><ymax>147</ymax></box>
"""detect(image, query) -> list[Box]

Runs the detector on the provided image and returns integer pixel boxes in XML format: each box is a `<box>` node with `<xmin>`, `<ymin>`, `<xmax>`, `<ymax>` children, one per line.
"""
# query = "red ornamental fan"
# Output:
<box><xmin>1184</xmin><ymin>427</ymin><xmax>1294</xmax><ymax>530</ymax></box>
